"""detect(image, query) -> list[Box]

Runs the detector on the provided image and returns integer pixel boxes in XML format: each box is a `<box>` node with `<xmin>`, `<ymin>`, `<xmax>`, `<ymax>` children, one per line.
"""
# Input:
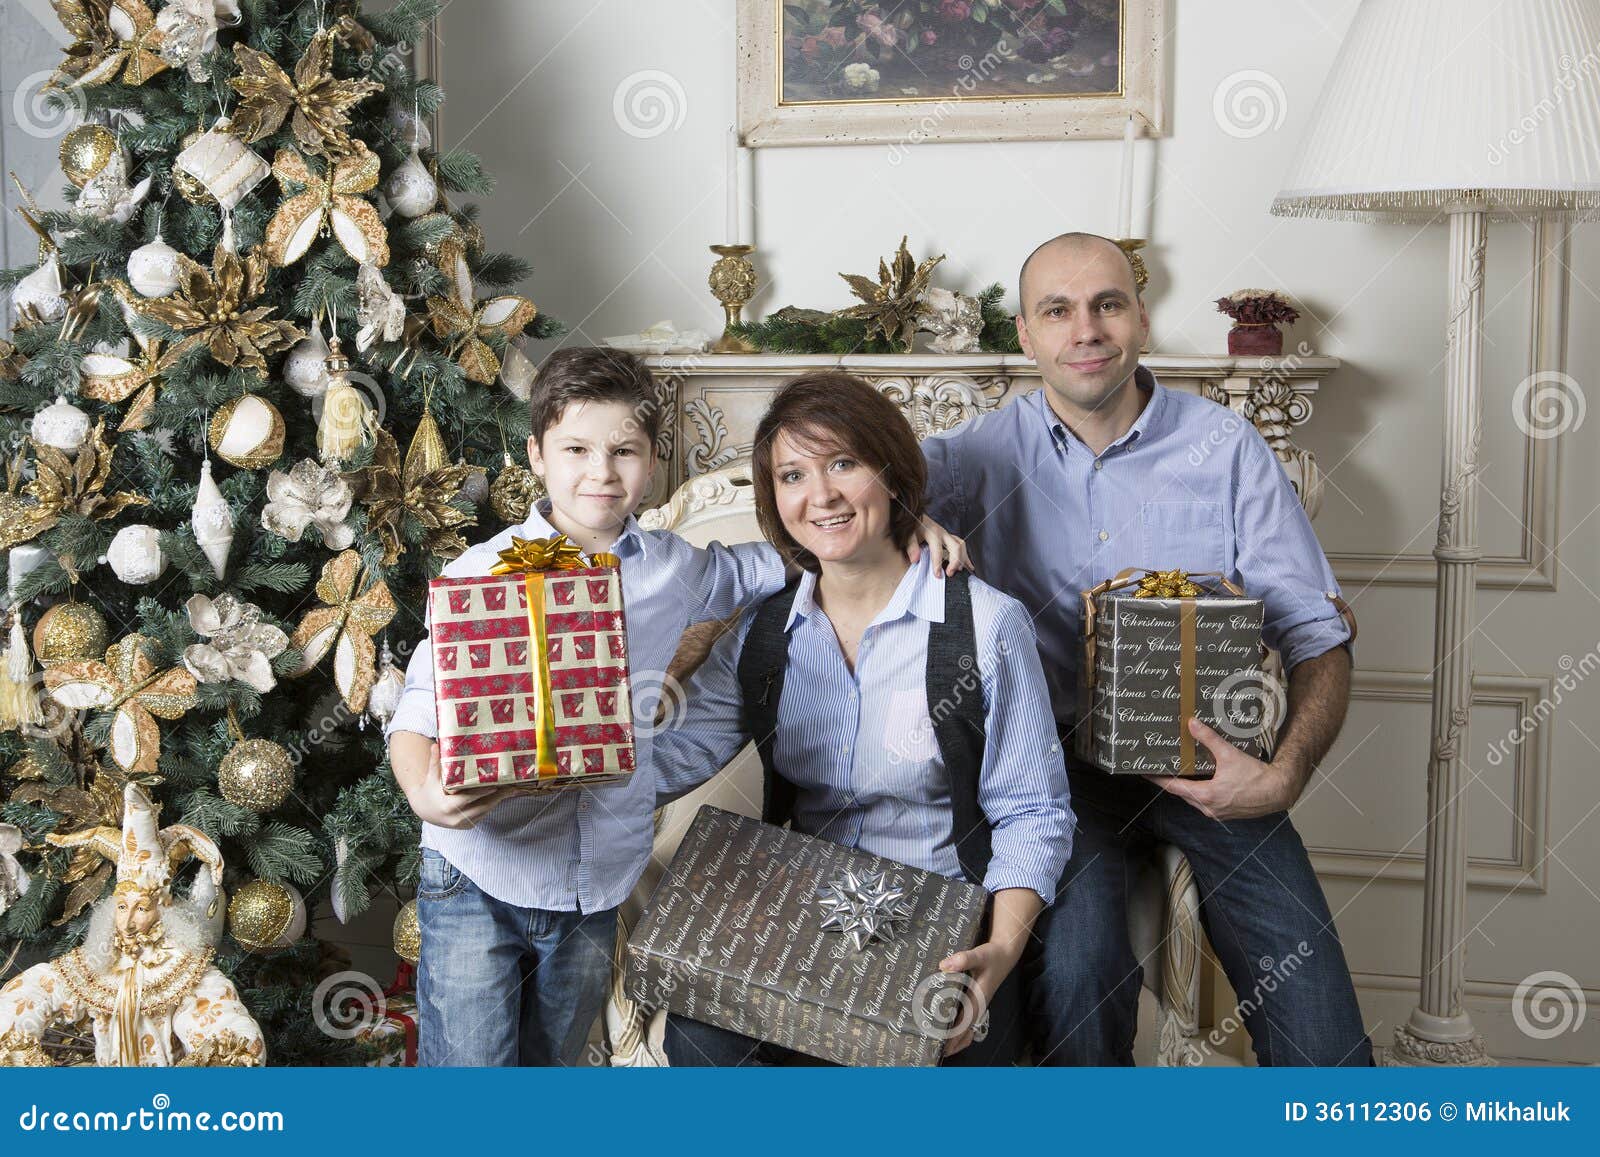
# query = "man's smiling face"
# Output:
<box><xmin>1016</xmin><ymin>235</ymin><xmax>1150</xmax><ymax>417</ymax></box>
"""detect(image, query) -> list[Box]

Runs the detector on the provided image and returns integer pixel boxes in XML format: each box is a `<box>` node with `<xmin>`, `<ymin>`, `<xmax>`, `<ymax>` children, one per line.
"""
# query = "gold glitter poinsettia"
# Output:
<box><xmin>264</xmin><ymin>144</ymin><xmax>388</xmax><ymax>268</ymax></box>
<box><xmin>51</xmin><ymin>0</ymin><xmax>169</xmax><ymax>87</ymax></box>
<box><xmin>43</xmin><ymin>633</ymin><xmax>197</xmax><ymax>776</ymax></box>
<box><xmin>287</xmin><ymin>550</ymin><xmax>396</xmax><ymax>713</ymax></box>
<box><xmin>343</xmin><ymin>428</ymin><xmax>476</xmax><ymax>566</ymax></box>
<box><xmin>425</xmin><ymin>292</ymin><xmax>538</xmax><ymax>385</ymax></box>
<box><xmin>837</xmin><ymin>236</ymin><xmax>945</xmax><ymax>352</ymax></box>
<box><xmin>228</xmin><ymin>28</ymin><xmax>383</xmax><ymax>155</ymax></box>
<box><xmin>0</xmin><ymin>419</ymin><xmax>148</xmax><ymax>561</ymax></box>
<box><xmin>9</xmin><ymin>755</ymin><xmax>129</xmax><ymax>924</ymax></box>
<box><xmin>130</xmin><ymin>243</ymin><xmax>303</xmax><ymax>374</ymax></box>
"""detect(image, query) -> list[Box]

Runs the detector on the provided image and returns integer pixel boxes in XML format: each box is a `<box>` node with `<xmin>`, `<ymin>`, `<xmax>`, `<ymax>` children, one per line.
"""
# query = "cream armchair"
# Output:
<box><xmin>597</xmin><ymin>465</ymin><xmax>1209</xmax><ymax>1067</ymax></box>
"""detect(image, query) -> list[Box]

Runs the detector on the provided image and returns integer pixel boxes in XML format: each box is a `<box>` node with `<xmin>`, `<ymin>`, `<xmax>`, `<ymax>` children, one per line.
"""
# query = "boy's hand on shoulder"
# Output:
<box><xmin>398</xmin><ymin>741</ymin><xmax>518</xmax><ymax>829</ymax></box>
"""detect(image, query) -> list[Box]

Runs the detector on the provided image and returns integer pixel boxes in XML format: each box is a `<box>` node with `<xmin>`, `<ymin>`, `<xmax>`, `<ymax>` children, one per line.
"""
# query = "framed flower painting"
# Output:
<box><xmin>738</xmin><ymin>0</ymin><xmax>1167</xmax><ymax>146</ymax></box>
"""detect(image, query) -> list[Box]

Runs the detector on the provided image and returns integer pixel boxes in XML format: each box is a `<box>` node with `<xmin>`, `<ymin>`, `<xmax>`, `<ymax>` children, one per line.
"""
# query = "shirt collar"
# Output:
<box><xmin>517</xmin><ymin>499</ymin><xmax>644</xmax><ymax>558</ymax></box>
<box><xmin>1037</xmin><ymin>363</ymin><xmax>1166</xmax><ymax>454</ymax></box>
<box><xmin>783</xmin><ymin>553</ymin><xmax>946</xmax><ymax>632</ymax></box>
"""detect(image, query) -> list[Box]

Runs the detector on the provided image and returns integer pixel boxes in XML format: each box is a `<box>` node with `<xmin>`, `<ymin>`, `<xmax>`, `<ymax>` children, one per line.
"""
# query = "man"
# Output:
<box><xmin>920</xmin><ymin>232</ymin><xmax>1372</xmax><ymax>1066</ymax></box>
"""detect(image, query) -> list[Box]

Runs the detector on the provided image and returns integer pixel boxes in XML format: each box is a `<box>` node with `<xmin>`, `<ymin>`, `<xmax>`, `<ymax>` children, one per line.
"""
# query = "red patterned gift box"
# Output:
<box><xmin>429</xmin><ymin>535</ymin><xmax>636</xmax><ymax>794</ymax></box>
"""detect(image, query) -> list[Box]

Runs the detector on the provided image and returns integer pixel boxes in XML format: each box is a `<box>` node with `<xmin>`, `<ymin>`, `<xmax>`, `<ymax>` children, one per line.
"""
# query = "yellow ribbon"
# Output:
<box><xmin>490</xmin><ymin>534</ymin><xmax>587</xmax><ymax>576</ymax></box>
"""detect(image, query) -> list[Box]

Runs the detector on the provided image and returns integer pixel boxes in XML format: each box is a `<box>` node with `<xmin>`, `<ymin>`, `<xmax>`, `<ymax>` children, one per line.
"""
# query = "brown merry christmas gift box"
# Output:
<box><xmin>625</xmin><ymin>805</ymin><xmax>989</xmax><ymax>1067</ymax></box>
<box><xmin>428</xmin><ymin>534</ymin><xmax>635</xmax><ymax>794</ymax></box>
<box><xmin>1076</xmin><ymin>568</ymin><xmax>1267</xmax><ymax>778</ymax></box>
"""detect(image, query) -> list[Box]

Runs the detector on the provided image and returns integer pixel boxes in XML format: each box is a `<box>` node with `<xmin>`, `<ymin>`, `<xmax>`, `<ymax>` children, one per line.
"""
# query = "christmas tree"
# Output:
<box><xmin>0</xmin><ymin>0</ymin><xmax>558</xmax><ymax>1064</ymax></box>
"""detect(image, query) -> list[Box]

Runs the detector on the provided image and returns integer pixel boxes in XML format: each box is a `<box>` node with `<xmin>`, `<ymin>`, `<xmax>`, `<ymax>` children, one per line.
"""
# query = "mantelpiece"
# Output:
<box><xmin>642</xmin><ymin>352</ymin><xmax>1339</xmax><ymax>520</ymax></box>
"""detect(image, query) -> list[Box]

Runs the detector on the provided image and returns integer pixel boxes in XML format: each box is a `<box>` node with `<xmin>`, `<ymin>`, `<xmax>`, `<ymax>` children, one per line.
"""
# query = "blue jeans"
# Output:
<box><xmin>663</xmin><ymin>968</ymin><xmax>1025</xmax><ymax>1067</ymax></box>
<box><xmin>1022</xmin><ymin>767</ymin><xmax>1373</xmax><ymax>1067</ymax></box>
<box><xmin>415</xmin><ymin>847</ymin><xmax>618</xmax><ymax>1067</ymax></box>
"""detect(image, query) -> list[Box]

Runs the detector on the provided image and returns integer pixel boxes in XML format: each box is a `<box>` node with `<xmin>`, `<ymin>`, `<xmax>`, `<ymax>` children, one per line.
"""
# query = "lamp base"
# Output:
<box><xmin>1385</xmin><ymin>1014</ymin><xmax>1494</xmax><ymax>1067</ymax></box>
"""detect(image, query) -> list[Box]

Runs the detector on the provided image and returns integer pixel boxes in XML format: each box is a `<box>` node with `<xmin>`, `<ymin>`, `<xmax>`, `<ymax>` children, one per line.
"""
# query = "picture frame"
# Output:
<box><xmin>737</xmin><ymin>0</ymin><xmax>1168</xmax><ymax>147</ymax></box>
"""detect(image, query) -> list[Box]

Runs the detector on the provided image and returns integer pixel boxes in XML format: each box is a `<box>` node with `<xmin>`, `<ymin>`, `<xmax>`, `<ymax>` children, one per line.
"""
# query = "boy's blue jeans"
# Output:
<box><xmin>415</xmin><ymin>847</ymin><xmax>618</xmax><ymax>1067</ymax></box>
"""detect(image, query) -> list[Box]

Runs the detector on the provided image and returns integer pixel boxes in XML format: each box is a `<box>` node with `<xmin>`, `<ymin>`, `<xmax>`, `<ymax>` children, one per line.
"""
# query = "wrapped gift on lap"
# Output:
<box><xmin>626</xmin><ymin>806</ymin><xmax>989</xmax><ymax>1067</ymax></box>
<box><xmin>429</xmin><ymin>534</ymin><xmax>636</xmax><ymax>794</ymax></box>
<box><xmin>1076</xmin><ymin>567</ymin><xmax>1268</xmax><ymax>779</ymax></box>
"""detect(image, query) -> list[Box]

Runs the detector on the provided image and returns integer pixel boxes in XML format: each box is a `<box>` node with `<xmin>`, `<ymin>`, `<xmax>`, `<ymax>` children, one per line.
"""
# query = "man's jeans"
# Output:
<box><xmin>1023</xmin><ymin>767</ymin><xmax>1373</xmax><ymax>1067</ymax></box>
<box><xmin>662</xmin><ymin>969</ymin><xmax>1025</xmax><ymax>1067</ymax></box>
<box><xmin>416</xmin><ymin>847</ymin><xmax>618</xmax><ymax>1067</ymax></box>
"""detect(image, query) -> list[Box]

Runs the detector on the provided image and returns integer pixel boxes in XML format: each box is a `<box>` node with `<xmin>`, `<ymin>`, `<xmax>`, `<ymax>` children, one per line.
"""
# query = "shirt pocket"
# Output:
<box><xmin>1140</xmin><ymin>500</ymin><xmax>1226</xmax><ymax>575</ymax></box>
<box><xmin>880</xmin><ymin>687</ymin><xmax>939</xmax><ymax>770</ymax></box>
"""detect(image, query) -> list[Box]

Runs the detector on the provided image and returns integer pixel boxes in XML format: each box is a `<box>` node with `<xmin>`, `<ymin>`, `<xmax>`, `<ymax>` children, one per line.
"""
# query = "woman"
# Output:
<box><xmin>651</xmin><ymin>371</ymin><xmax>1074</xmax><ymax>1066</ymax></box>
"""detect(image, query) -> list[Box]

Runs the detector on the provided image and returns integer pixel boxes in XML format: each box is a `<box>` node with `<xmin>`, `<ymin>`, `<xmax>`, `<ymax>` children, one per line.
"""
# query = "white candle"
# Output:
<box><xmin>736</xmin><ymin>145</ymin><xmax>754</xmax><ymax>246</ymax></box>
<box><xmin>1116</xmin><ymin>114</ymin><xmax>1135</xmax><ymax>239</ymax></box>
<box><xmin>726</xmin><ymin>126</ymin><xmax>739</xmax><ymax>243</ymax></box>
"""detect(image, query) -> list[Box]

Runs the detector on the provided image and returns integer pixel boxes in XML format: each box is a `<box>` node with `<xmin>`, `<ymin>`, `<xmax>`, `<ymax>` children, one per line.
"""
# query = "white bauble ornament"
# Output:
<box><xmin>31</xmin><ymin>396</ymin><xmax>91</xmax><ymax>453</ymax></box>
<box><xmin>365</xmin><ymin>640</ymin><xmax>405</xmax><ymax>729</ymax></box>
<box><xmin>383</xmin><ymin>148</ymin><xmax>437</xmax><ymax>219</ymax></box>
<box><xmin>12</xmin><ymin>261</ymin><xmax>68</xmax><ymax>325</ymax></box>
<box><xmin>127</xmin><ymin>232</ymin><xmax>183</xmax><ymax>298</ymax></box>
<box><xmin>105</xmin><ymin>524</ymin><xmax>167</xmax><ymax>584</ymax></box>
<box><xmin>384</xmin><ymin>103</ymin><xmax>432</xmax><ymax>150</ymax></box>
<box><xmin>208</xmin><ymin>394</ymin><xmax>285</xmax><ymax>469</ymax></box>
<box><xmin>191</xmin><ymin>458</ymin><xmax>234</xmax><ymax>580</ymax></box>
<box><xmin>282</xmin><ymin>326</ymin><xmax>332</xmax><ymax>398</ymax></box>
<box><xmin>499</xmin><ymin>337</ymin><xmax>536</xmax><ymax>400</ymax></box>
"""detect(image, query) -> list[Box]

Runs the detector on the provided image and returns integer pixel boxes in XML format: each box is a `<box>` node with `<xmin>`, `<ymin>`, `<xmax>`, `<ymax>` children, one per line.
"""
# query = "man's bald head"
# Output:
<box><xmin>1018</xmin><ymin>232</ymin><xmax>1140</xmax><ymax>315</ymax></box>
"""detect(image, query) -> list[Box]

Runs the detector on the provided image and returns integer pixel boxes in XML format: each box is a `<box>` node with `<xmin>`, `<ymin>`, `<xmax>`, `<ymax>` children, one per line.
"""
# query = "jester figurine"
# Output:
<box><xmin>0</xmin><ymin>783</ymin><xmax>265</xmax><ymax>1066</ymax></box>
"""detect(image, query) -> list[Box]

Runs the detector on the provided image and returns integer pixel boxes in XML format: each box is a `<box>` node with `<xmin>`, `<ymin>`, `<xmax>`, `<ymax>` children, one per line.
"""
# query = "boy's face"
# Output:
<box><xmin>526</xmin><ymin>400</ymin><xmax>657</xmax><ymax>537</ymax></box>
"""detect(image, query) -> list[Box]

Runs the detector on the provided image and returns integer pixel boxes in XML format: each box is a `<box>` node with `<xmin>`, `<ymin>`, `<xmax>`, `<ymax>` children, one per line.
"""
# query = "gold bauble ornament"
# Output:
<box><xmin>59</xmin><ymin>125</ymin><xmax>117</xmax><ymax>188</ymax></box>
<box><xmin>228</xmin><ymin>879</ymin><xmax>307</xmax><ymax>953</ymax></box>
<box><xmin>173</xmin><ymin>130</ymin><xmax>215</xmax><ymax>204</ymax></box>
<box><xmin>32</xmin><ymin>602</ymin><xmax>109</xmax><ymax>667</ymax></box>
<box><xmin>393</xmin><ymin>899</ymin><xmax>420</xmax><ymax>964</ymax></box>
<box><xmin>209</xmin><ymin>395</ymin><xmax>287</xmax><ymax>469</ymax></box>
<box><xmin>402</xmin><ymin>405</ymin><xmax>449</xmax><ymax>488</ymax></box>
<box><xmin>489</xmin><ymin>454</ymin><xmax>542</xmax><ymax>523</ymax></box>
<box><xmin>218</xmin><ymin>737</ymin><xmax>295</xmax><ymax>812</ymax></box>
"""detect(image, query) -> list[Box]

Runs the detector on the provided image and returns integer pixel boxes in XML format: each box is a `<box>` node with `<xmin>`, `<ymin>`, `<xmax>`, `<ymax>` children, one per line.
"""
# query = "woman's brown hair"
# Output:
<box><xmin>751</xmin><ymin>371</ymin><xmax>926</xmax><ymax>572</ymax></box>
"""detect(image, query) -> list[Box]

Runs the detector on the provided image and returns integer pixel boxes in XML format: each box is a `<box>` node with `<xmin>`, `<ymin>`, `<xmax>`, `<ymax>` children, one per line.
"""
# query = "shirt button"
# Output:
<box><xmin>1093</xmin><ymin>459</ymin><xmax>1104</xmax><ymax>471</ymax></box>
<box><xmin>1098</xmin><ymin>530</ymin><xmax>1109</xmax><ymax>542</ymax></box>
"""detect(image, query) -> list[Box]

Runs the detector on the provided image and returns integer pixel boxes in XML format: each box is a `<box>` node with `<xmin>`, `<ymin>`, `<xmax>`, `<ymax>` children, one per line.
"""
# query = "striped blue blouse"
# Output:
<box><xmin>653</xmin><ymin>553</ymin><xmax>1075</xmax><ymax>903</ymax></box>
<box><xmin>385</xmin><ymin>500</ymin><xmax>787</xmax><ymax>912</ymax></box>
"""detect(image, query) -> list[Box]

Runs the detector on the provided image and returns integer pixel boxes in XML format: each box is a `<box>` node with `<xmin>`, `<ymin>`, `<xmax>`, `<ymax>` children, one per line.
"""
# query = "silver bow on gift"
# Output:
<box><xmin>815</xmin><ymin>868</ymin><xmax>915</xmax><ymax>952</ymax></box>
<box><xmin>0</xmin><ymin>823</ymin><xmax>29</xmax><ymax>920</ymax></box>
<box><xmin>261</xmin><ymin>459</ymin><xmax>355</xmax><ymax>549</ymax></box>
<box><xmin>356</xmin><ymin>263</ymin><xmax>406</xmax><ymax>352</ymax></box>
<box><xmin>182</xmin><ymin>593</ymin><xmax>289</xmax><ymax>694</ymax></box>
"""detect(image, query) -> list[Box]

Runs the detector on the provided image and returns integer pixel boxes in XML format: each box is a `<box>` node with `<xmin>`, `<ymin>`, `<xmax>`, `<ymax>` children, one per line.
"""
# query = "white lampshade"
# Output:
<box><xmin>1272</xmin><ymin>0</ymin><xmax>1600</xmax><ymax>221</ymax></box>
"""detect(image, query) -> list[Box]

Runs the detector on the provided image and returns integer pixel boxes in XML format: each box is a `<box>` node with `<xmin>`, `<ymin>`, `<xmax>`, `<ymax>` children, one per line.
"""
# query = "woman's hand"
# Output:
<box><xmin>936</xmin><ymin>937</ymin><xmax>1022</xmax><ymax>1057</ymax></box>
<box><xmin>910</xmin><ymin>515</ymin><xmax>971</xmax><ymax>575</ymax></box>
<box><xmin>390</xmin><ymin>734</ymin><xmax>518</xmax><ymax>829</ymax></box>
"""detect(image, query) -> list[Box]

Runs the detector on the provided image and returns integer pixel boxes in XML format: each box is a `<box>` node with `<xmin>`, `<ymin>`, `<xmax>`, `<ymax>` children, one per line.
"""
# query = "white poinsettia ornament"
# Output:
<box><xmin>261</xmin><ymin>458</ymin><xmax>355</xmax><ymax>549</ymax></box>
<box><xmin>182</xmin><ymin>592</ymin><xmax>288</xmax><ymax>694</ymax></box>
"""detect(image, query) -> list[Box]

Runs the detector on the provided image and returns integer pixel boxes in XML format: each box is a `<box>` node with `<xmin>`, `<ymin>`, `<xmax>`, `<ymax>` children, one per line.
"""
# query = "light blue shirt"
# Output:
<box><xmin>652</xmin><ymin>553</ymin><xmax>1074</xmax><ymax>903</ymax></box>
<box><xmin>385</xmin><ymin>500</ymin><xmax>787</xmax><ymax>912</ymax></box>
<box><xmin>922</xmin><ymin>367</ymin><xmax>1352</xmax><ymax>728</ymax></box>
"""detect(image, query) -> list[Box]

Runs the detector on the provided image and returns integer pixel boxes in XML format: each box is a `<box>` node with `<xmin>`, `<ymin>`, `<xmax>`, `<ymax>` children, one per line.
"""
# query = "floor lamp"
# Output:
<box><xmin>1271</xmin><ymin>0</ymin><xmax>1600</xmax><ymax>1065</ymax></box>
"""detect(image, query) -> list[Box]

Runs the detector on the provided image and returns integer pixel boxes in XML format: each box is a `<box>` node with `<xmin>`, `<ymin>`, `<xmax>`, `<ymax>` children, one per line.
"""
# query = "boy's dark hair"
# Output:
<box><xmin>528</xmin><ymin>346</ymin><xmax>662</xmax><ymax>446</ymax></box>
<box><xmin>751</xmin><ymin>371</ymin><xmax>926</xmax><ymax>573</ymax></box>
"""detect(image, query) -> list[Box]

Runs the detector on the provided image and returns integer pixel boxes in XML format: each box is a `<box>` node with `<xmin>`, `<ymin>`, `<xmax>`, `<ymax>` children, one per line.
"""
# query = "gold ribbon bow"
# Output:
<box><xmin>490</xmin><ymin>534</ymin><xmax>587</xmax><ymax>576</ymax></box>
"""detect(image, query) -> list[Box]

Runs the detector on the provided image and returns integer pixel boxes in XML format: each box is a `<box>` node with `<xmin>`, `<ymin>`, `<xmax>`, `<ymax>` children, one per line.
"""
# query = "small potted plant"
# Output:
<box><xmin>1215</xmin><ymin>289</ymin><xmax>1301</xmax><ymax>356</ymax></box>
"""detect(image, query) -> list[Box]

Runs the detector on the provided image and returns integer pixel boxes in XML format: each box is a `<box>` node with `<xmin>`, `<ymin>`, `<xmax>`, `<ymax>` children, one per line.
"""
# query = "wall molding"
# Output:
<box><xmin>1307</xmin><ymin>668</ymin><xmax>1552</xmax><ymax>893</ymax></box>
<box><xmin>1328</xmin><ymin>217</ymin><xmax>1569</xmax><ymax>592</ymax></box>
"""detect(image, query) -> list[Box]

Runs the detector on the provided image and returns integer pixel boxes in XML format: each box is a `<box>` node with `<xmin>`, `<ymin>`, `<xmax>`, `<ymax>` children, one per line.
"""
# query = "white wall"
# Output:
<box><xmin>434</xmin><ymin>0</ymin><xmax>1600</xmax><ymax>1062</ymax></box>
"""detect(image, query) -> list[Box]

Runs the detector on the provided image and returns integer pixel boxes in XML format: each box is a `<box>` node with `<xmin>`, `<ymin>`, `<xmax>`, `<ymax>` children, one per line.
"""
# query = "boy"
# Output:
<box><xmin>385</xmin><ymin>346</ymin><xmax>788</xmax><ymax>1067</ymax></box>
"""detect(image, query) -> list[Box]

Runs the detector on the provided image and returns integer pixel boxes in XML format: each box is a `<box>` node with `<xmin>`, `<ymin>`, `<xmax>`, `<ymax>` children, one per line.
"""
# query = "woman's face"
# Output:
<box><xmin>770</xmin><ymin>427</ymin><xmax>896</xmax><ymax>568</ymax></box>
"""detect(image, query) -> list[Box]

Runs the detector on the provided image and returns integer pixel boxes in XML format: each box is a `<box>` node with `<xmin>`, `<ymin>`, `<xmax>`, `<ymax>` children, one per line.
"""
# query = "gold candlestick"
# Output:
<box><xmin>708</xmin><ymin>243</ymin><xmax>759</xmax><ymax>354</ymax></box>
<box><xmin>1114</xmin><ymin>237</ymin><xmax>1151</xmax><ymax>352</ymax></box>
